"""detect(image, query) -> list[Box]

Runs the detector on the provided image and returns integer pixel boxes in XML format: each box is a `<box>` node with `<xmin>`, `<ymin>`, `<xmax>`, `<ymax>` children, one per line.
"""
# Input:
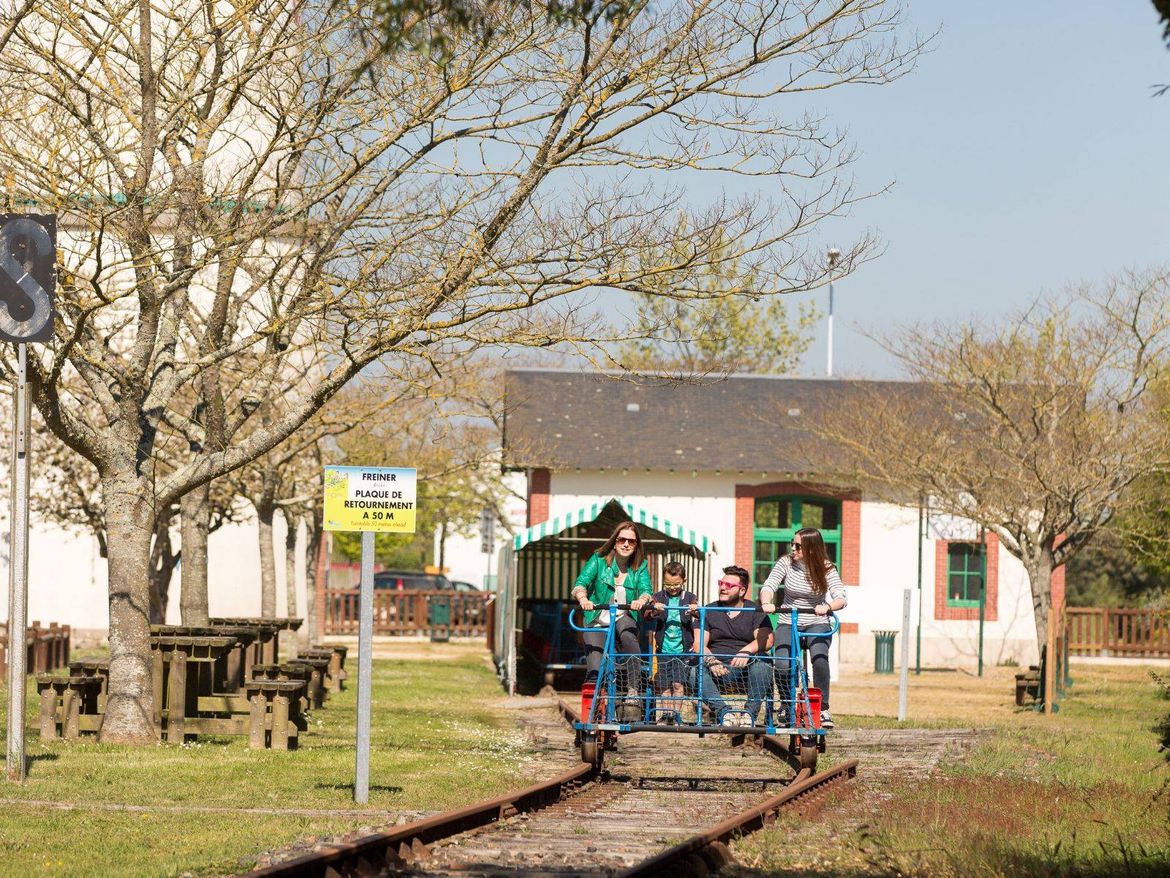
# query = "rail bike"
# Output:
<box><xmin>569</xmin><ymin>604</ymin><xmax>838</xmax><ymax>769</ymax></box>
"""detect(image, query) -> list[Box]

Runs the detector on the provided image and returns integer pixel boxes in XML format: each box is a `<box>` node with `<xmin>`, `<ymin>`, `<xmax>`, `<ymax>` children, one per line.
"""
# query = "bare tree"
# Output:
<box><xmin>1</xmin><ymin>0</ymin><xmax>924</xmax><ymax>741</ymax></box>
<box><xmin>804</xmin><ymin>268</ymin><xmax>1170</xmax><ymax>648</ymax></box>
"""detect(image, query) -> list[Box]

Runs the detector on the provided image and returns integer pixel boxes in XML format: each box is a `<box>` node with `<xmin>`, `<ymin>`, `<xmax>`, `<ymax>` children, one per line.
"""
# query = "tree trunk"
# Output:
<box><xmin>258</xmin><ymin>500</ymin><xmax>277</xmax><ymax>618</ymax></box>
<box><xmin>179</xmin><ymin>483</ymin><xmax>211</xmax><ymax>626</ymax></box>
<box><xmin>1022</xmin><ymin>546</ymin><xmax>1055</xmax><ymax>655</ymax></box>
<box><xmin>284</xmin><ymin>510</ymin><xmax>299</xmax><ymax>656</ymax></box>
<box><xmin>99</xmin><ymin>476</ymin><xmax>158</xmax><ymax>743</ymax></box>
<box><xmin>438</xmin><ymin>520</ymin><xmax>447</xmax><ymax>569</ymax></box>
<box><xmin>147</xmin><ymin>512</ymin><xmax>178</xmax><ymax>625</ymax></box>
<box><xmin>304</xmin><ymin>506</ymin><xmax>322</xmax><ymax>647</ymax></box>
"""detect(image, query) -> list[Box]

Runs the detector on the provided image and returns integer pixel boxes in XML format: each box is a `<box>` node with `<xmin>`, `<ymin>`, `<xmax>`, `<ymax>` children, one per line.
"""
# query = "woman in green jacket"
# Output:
<box><xmin>571</xmin><ymin>520</ymin><xmax>653</xmax><ymax>686</ymax></box>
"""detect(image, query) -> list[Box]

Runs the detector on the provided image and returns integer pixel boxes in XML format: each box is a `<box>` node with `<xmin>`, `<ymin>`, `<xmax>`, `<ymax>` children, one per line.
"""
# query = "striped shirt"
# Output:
<box><xmin>759</xmin><ymin>556</ymin><xmax>847</xmax><ymax>630</ymax></box>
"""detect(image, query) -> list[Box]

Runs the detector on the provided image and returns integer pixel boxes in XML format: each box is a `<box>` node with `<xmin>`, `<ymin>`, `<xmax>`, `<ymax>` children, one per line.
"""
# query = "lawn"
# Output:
<box><xmin>732</xmin><ymin>662</ymin><xmax>1170</xmax><ymax>877</ymax></box>
<box><xmin>0</xmin><ymin>646</ymin><xmax>540</xmax><ymax>878</ymax></box>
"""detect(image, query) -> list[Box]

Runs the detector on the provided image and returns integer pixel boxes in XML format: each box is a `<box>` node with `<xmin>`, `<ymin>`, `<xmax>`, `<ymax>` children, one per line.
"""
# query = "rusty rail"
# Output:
<box><xmin>242</xmin><ymin>761</ymin><xmax>598</xmax><ymax>876</ymax></box>
<box><xmin>241</xmin><ymin>694</ymin><xmax>855</xmax><ymax>877</ymax></box>
<box><xmin>617</xmin><ymin>759</ymin><xmax>858</xmax><ymax>877</ymax></box>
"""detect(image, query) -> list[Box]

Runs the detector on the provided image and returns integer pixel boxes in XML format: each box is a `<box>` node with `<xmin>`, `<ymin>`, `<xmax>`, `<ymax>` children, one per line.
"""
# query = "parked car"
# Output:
<box><xmin>450</xmin><ymin>580</ymin><xmax>480</xmax><ymax>593</ymax></box>
<box><xmin>372</xmin><ymin>570</ymin><xmax>452</xmax><ymax>591</ymax></box>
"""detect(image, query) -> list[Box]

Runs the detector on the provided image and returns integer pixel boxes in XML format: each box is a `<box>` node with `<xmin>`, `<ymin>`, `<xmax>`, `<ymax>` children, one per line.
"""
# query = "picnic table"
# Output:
<box><xmin>151</xmin><ymin>624</ymin><xmax>261</xmax><ymax>693</ymax></box>
<box><xmin>151</xmin><ymin>633</ymin><xmax>239</xmax><ymax>743</ymax></box>
<box><xmin>209</xmin><ymin>617</ymin><xmax>302</xmax><ymax>664</ymax></box>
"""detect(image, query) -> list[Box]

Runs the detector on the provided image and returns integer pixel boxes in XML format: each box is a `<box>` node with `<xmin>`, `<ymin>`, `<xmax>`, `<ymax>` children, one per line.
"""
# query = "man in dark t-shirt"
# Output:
<box><xmin>695</xmin><ymin>565</ymin><xmax>773</xmax><ymax>726</ymax></box>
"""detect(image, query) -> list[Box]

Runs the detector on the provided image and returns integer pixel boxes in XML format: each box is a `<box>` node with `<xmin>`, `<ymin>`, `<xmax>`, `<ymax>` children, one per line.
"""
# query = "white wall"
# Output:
<box><xmin>446</xmin><ymin>469</ymin><xmax>1046</xmax><ymax>669</ymax></box>
<box><xmin>548</xmin><ymin>470</ymin><xmax>739</xmax><ymax>603</ymax></box>
<box><xmin>1</xmin><ymin>512</ymin><xmax>309</xmax><ymax>642</ymax></box>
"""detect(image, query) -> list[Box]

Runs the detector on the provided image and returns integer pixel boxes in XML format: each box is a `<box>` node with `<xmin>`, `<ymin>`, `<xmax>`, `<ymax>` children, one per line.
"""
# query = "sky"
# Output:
<box><xmin>740</xmin><ymin>2</ymin><xmax>1170</xmax><ymax>378</ymax></box>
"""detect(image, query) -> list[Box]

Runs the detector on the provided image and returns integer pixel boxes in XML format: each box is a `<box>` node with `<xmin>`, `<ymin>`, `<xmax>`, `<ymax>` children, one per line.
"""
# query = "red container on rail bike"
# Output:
<box><xmin>795</xmin><ymin>688</ymin><xmax>823</xmax><ymax>728</ymax></box>
<box><xmin>581</xmin><ymin>682</ymin><xmax>596</xmax><ymax>719</ymax></box>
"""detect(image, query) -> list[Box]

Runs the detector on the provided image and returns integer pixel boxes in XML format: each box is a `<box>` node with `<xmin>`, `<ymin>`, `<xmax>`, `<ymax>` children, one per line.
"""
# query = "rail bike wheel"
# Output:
<box><xmin>797</xmin><ymin>735</ymin><xmax>818</xmax><ymax>771</ymax></box>
<box><xmin>580</xmin><ymin>733</ymin><xmax>602</xmax><ymax>768</ymax></box>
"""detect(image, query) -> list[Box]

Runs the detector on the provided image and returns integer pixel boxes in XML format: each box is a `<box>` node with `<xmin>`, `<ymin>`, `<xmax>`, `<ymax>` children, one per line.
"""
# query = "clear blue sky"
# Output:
<box><xmin>762</xmin><ymin>2</ymin><xmax>1170</xmax><ymax>377</ymax></box>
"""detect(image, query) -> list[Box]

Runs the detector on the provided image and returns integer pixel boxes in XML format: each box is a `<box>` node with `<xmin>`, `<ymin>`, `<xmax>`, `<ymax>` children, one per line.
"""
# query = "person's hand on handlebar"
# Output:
<box><xmin>630</xmin><ymin>595</ymin><xmax>650</xmax><ymax>612</ymax></box>
<box><xmin>761</xmin><ymin>602</ymin><xmax>777</xmax><ymax>614</ymax></box>
<box><xmin>814</xmin><ymin>603</ymin><xmax>833</xmax><ymax>616</ymax></box>
<box><xmin>578</xmin><ymin>597</ymin><xmax>594</xmax><ymax>611</ymax></box>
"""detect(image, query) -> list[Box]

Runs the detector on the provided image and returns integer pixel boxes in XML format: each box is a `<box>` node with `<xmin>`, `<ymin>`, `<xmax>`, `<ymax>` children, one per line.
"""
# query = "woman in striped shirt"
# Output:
<box><xmin>759</xmin><ymin>527</ymin><xmax>847</xmax><ymax>728</ymax></box>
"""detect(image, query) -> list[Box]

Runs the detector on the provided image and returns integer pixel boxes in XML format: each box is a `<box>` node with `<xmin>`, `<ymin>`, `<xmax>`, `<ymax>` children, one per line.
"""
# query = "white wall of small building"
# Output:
<box><xmin>2</xmin><ymin>513</ymin><xmax>309</xmax><ymax>645</ymax></box>
<box><xmin>435</xmin><ymin>469</ymin><xmax>1042</xmax><ymax>670</ymax></box>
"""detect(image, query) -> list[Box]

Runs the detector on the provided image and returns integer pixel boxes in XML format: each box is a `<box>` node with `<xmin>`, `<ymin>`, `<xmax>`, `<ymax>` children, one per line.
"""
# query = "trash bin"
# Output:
<box><xmin>873</xmin><ymin>630</ymin><xmax>897</xmax><ymax>674</ymax></box>
<box><xmin>428</xmin><ymin>595</ymin><xmax>452</xmax><ymax>643</ymax></box>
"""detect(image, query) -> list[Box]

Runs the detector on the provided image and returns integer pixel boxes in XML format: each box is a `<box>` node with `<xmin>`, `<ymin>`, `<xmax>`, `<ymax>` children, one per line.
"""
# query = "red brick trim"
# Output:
<box><xmin>934</xmin><ymin>534</ymin><xmax>999</xmax><ymax>622</ymax></box>
<box><xmin>1051</xmin><ymin>563</ymin><xmax>1066</xmax><ymax>612</ymax></box>
<box><xmin>526</xmin><ymin>468</ymin><xmax>551</xmax><ymax>527</ymax></box>
<box><xmin>734</xmin><ymin>481</ymin><xmax>861</xmax><ymax>586</ymax></box>
<box><xmin>839</xmin><ymin>622</ymin><xmax>859</xmax><ymax>634</ymax></box>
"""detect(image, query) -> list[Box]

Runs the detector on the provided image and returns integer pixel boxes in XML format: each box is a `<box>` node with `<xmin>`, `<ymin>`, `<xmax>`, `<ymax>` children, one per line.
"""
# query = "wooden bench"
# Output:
<box><xmin>68</xmin><ymin>659</ymin><xmax>109</xmax><ymax>714</ymax></box>
<box><xmin>285</xmin><ymin>655</ymin><xmax>330</xmax><ymax>709</ymax></box>
<box><xmin>302</xmin><ymin>646</ymin><xmax>347</xmax><ymax>692</ymax></box>
<box><xmin>245</xmin><ymin>680</ymin><xmax>307</xmax><ymax>750</ymax></box>
<box><xmin>1015</xmin><ymin>665</ymin><xmax>1041</xmax><ymax>706</ymax></box>
<box><xmin>36</xmin><ymin>674</ymin><xmax>104</xmax><ymax>740</ymax></box>
<box><xmin>251</xmin><ymin>663</ymin><xmax>314</xmax><ymax>712</ymax></box>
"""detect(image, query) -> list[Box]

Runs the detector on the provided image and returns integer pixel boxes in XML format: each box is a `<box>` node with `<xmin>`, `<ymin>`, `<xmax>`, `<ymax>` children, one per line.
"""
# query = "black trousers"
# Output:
<box><xmin>582</xmin><ymin>614</ymin><xmax>642</xmax><ymax>686</ymax></box>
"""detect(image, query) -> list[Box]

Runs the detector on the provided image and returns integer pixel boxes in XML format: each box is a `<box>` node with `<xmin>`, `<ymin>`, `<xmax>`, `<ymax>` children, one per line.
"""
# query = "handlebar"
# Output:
<box><xmin>789</xmin><ymin>610</ymin><xmax>840</xmax><ymax>638</ymax></box>
<box><xmin>566</xmin><ymin>603</ymin><xmax>636</xmax><ymax>632</ymax></box>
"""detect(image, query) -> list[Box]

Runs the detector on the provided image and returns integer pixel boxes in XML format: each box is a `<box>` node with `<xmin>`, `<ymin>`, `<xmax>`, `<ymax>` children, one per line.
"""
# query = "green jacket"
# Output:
<box><xmin>574</xmin><ymin>553</ymin><xmax>653</xmax><ymax>626</ymax></box>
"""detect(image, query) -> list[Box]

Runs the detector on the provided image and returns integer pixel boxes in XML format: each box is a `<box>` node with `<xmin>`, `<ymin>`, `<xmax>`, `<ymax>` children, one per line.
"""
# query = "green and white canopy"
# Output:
<box><xmin>512</xmin><ymin>497</ymin><xmax>715</xmax><ymax>555</ymax></box>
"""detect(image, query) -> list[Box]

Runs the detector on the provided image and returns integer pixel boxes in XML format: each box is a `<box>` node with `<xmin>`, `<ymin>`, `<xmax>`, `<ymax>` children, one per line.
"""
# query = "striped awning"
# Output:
<box><xmin>513</xmin><ymin>497</ymin><xmax>715</xmax><ymax>554</ymax></box>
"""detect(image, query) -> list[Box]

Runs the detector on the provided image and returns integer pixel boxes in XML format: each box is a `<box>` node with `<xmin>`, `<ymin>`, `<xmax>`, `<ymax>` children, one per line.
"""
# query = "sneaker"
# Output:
<box><xmin>820</xmin><ymin>711</ymin><xmax>835</xmax><ymax>730</ymax></box>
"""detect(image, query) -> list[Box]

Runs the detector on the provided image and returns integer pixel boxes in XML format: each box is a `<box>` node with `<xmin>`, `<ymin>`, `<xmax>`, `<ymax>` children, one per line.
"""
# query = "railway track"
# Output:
<box><xmin>242</xmin><ymin>700</ymin><xmax>856</xmax><ymax>878</ymax></box>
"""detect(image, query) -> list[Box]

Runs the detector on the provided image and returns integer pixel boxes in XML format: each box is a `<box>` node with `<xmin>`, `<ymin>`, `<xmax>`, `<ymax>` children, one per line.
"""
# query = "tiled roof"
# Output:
<box><xmin>503</xmin><ymin>368</ymin><xmax>914</xmax><ymax>474</ymax></box>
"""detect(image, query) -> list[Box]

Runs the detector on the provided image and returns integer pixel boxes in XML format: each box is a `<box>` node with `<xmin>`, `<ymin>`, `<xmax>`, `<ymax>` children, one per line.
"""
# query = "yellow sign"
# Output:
<box><xmin>323</xmin><ymin>466</ymin><xmax>417</xmax><ymax>533</ymax></box>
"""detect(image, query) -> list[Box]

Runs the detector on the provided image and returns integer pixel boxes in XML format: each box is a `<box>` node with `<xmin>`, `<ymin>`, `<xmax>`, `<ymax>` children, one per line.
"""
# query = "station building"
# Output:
<box><xmin>502</xmin><ymin>368</ymin><xmax>1064</xmax><ymax>668</ymax></box>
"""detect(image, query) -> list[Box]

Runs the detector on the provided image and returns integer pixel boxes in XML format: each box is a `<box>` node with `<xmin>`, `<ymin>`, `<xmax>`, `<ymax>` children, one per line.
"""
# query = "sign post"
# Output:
<box><xmin>323</xmin><ymin>465</ymin><xmax>417</xmax><ymax>804</ymax></box>
<box><xmin>898</xmin><ymin>589</ymin><xmax>912</xmax><ymax>722</ymax></box>
<box><xmin>2</xmin><ymin>214</ymin><xmax>56</xmax><ymax>783</ymax></box>
<box><xmin>479</xmin><ymin>506</ymin><xmax>495</xmax><ymax>589</ymax></box>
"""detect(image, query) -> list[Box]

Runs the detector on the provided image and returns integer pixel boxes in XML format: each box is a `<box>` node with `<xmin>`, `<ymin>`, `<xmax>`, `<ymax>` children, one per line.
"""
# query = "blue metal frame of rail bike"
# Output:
<box><xmin>569</xmin><ymin>604</ymin><xmax>838</xmax><ymax>737</ymax></box>
<box><xmin>782</xmin><ymin>608</ymin><xmax>839</xmax><ymax>737</ymax></box>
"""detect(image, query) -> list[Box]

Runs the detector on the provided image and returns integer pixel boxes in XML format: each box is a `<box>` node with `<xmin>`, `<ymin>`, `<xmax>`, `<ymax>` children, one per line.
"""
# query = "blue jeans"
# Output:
<box><xmin>696</xmin><ymin>659</ymin><xmax>772</xmax><ymax>722</ymax></box>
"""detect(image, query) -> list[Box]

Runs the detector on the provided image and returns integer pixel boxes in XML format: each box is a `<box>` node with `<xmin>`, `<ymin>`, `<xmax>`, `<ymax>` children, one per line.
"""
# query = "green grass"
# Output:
<box><xmin>732</xmin><ymin>664</ymin><xmax>1170</xmax><ymax>877</ymax></box>
<box><xmin>0</xmin><ymin>652</ymin><xmax>535</xmax><ymax>877</ymax></box>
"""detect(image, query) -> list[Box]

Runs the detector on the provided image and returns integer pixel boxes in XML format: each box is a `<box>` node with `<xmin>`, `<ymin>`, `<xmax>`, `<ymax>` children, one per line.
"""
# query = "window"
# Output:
<box><xmin>946</xmin><ymin>543</ymin><xmax>985</xmax><ymax>607</ymax></box>
<box><xmin>752</xmin><ymin>496</ymin><xmax>841</xmax><ymax>588</ymax></box>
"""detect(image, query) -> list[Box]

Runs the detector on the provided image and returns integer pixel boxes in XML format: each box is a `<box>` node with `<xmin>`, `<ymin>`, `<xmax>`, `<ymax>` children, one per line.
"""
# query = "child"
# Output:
<box><xmin>643</xmin><ymin>561</ymin><xmax>699</xmax><ymax>724</ymax></box>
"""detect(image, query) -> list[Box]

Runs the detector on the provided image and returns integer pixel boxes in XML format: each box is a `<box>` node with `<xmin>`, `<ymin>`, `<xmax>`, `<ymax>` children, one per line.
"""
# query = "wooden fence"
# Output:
<box><xmin>323</xmin><ymin>589</ymin><xmax>492</xmax><ymax>637</ymax></box>
<box><xmin>0</xmin><ymin>621</ymin><xmax>71</xmax><ymax>677</ymax></box>
<box><xmin>1065</xmin><ymin>607</ymin><xmax>1170</xmax><ymax>658</ymax></box>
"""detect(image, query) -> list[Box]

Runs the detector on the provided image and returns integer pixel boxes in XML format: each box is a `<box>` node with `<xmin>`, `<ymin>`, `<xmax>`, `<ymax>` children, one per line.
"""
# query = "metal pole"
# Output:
<box><xmin>826</xmin><ymin>280</ymin><xmax>834</xmax><ymax>377</ymax></box>
<box><xmin>898</xmin><ymin>589</ymin><xmax>911</xmax><ymax>721</ymax></box>
<box><xmin>354</xmin><ymin>530</ymin><xmax>374</xmax><ymax>803</ymax></box>
<box><xmin>915</xmin><ymin>499</ymin><xmax>923</xmax><ymax>675</ymax></box>
<box><xmin>6</xmin><ymin>344</ymin><xmax>30</xmax><ymax>782</ymax></box>
<box><xmin>826</xmin><ymin>247</ymin><xmax>840</xmax><ymax>378</ymax></box>
<box><xmin>977</xmin><ymin>526</ymin><xmax>987</xmax><ymax>678</ymax></box>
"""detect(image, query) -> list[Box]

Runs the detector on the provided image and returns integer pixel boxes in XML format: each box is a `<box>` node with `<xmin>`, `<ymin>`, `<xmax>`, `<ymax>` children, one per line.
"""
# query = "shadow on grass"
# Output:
<box><xmin>313</xmin><ymin>782</ymin><xmax>403</xmax><ymax>794</ymax></box>
<box><xmin>27</xmin><ymin>752</ymin><xmax>59</xmax><ymax>763</ymax></box>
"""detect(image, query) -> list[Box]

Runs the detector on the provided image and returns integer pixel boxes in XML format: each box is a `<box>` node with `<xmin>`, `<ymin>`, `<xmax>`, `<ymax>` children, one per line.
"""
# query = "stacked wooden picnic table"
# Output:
<box><xmin>36</xmin><ymin>618</ymin><xmax>348</xmax><ymax>751</ymax></box>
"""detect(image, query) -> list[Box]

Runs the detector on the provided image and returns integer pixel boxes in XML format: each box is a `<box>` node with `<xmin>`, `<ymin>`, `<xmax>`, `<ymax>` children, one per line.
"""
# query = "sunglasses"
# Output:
<box><xmin>792</xmin><ymin>543</ymin><xmax>804</xmax><ymax>552</ymax></box>
<box><xmin>615</xmin><ymin>537</ymin><xmax>638</xmax><ymax>546</ymax></box>
<box><xmin>717</xmin><ymin>579</ymin><xmax>745</xmax><ymax>590</ymax></box>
